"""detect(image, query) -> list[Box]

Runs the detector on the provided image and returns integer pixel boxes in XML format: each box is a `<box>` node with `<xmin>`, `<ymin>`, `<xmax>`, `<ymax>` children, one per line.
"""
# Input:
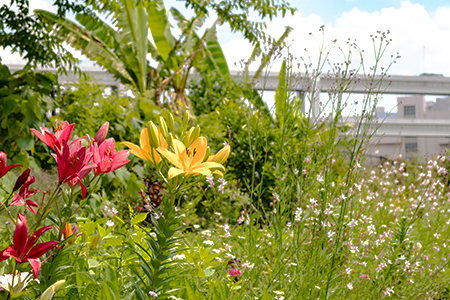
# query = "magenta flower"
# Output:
<box><xmin>92</xmin><ymin>138</ymin><xmax>130</xmax><ymax>175</ymax></box>
<box><xmin>228</xmin><ymin>268</ymin><xmax>241</xmax><ymax>276</ymax></box>
<box><xmin>10</xmin><ymin>172</ymin><xmax>40</xmax><ymax>214</ymax></box>
<box><xmin>0</xmin><ymin>214</ymin><xmax>59</xmax><ymax>279</ymax></box>
<box><xmin>13</xmin><ymin>168</ymin><xmax>31</xmax><ymax>192</ymax></box>
<box><xmin>52</xmin><ymin>140</ymin><xmax>96</xmax><ymax>198</ymax></box>
<box><xmin>94</xmin><ymin>122</ymin><xmax>109</xmax><ymax>145</ymax></box>
<box><xmin>0</xmin><ymin>152</ymin><xmax>22</xmax><ymax>179</ymax></box>
<box><xmin>30</xmin><ymin>121</ymin><xmax>74</xmax><ymax>150</ymax></box>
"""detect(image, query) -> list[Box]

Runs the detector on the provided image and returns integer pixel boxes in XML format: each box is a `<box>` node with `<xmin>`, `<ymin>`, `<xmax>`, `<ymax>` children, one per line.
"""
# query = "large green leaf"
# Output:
<box><xmin>146</xmin><ymin>0</ymin><xmax>175</xmax><ymax>61</ymax></box>
<box><xmin>35</xmin><ymin>10</ymin><xmax>133</xmax><ymax>85</ymax></box>
<box><xmin>75</xmin><ymin>13</ymin><xmax>119</xmax><ymax>51</ymax></box>
<box><xmin>116</xmin><ymin>1</ymin><xmax>149</xmax><ymax>93</ymax></box>
<box><xmin>205</xmin><ymin>24</ymin><xmax>229</xmax><ymax>75</ymax></box>
<box><xmin>275</xmin><ymin>59</ymin><xmax>287</xmax><ymax>127</ymax></box>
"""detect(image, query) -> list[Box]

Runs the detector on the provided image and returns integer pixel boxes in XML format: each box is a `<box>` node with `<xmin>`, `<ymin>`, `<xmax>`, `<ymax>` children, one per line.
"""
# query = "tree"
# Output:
<box><xmin>0</xmin><ymin>0</ymin><xmax>87</xmax><ymax>68</ymax></box>
<box><xmin>36</xmin><ymin>0</ymin><xmax>233</xmax><ymax>107</ymax></box>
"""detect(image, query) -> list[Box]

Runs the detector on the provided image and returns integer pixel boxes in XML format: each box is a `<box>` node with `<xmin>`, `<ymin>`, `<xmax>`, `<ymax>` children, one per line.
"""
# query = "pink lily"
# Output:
<box><xmin>0</xmin><ymin>152</ymin><xmax>22</xmax><ymax>179</ymax></box>
<box><xmin>94</xmin><ymin>122</ymin><xmax>109</xmax><ymax>145</ymax></box>
<box><xmin>10</xmin><ymin>173</ymin><xmax>40</xmax><ymax>214</ymax></box>
<box><xmin>12</xmin><ymin>168</ymin><xmax>31</xmax><ymax>192</ymax></box>
<box><xmin>0</xmin><ymin>214</ymin><xmax>59</xmax><ymax>279</ymax></box>
<box><xmin>52</xmin><ymin>140</ymin><xmax>96</xmax><ymax>199</ymax></box>
<box><xmin>30</xmin><ymin>121</ymin><xmax>74</xmax><ymax>150</ymax></box>
<box><xmin>92</xmin><ymin>138</ymin><xmax>130</xmax><ymax>175</ymax></box>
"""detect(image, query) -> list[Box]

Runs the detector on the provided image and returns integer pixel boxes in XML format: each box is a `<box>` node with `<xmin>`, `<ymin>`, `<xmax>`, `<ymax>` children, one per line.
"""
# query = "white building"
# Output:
<box><xmin>371</xmin><ymin>95</ymin><xmax>450</xmax><ymax>161</ymax></box>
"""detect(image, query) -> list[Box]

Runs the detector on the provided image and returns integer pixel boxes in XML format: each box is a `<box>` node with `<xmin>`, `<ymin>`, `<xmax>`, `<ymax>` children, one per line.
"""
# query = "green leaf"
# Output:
<box><xmin>83</xmin><ymin>283</ymin><xmax>102</xmax><ymax>300</ymax></box>
<box><xmin>16</xmin><ymin>136</ymin><xmax>34</xmax><ymax>151</ymax></box>
<box><xmin>1</xmin><ymin>95</ymin><xmax>19</xmax><ymax>117</ymax></box>
<box><xmin>146</xmin><ymin>0</ymin><xmax>174</xmax><ymax>61</ymax></box>
<box><xmin>88</xmin><ymin>258</ymin><xmax>100</xmax><ymax>269</ymax></box>
<box><xmin>35</xmin><ymin>10</ymin><xmax>134</xmax><ymax>86</ymax></box>
<box><xmin>132</xmin><ymin>213</ymin><xmax>149</xmax><ymax>225</ymax></box>
<box><xmin>104</xmin><ymin>237</ymin><xmax>123</xmax><ymax>246</ymax></box>
<box><xmin>117</xmin><ymin>1</ymin><xmax>149</xmax><ymax>93</ymax></box>
<box><xmin>275</xmin><ymin>59</ymin><xmax>287</xmax><ymax>127</ymax></box>
<box><xmin>205</xmin><ymin>25</ymin><xmax>229</xmax><ymax>75</ymax></box>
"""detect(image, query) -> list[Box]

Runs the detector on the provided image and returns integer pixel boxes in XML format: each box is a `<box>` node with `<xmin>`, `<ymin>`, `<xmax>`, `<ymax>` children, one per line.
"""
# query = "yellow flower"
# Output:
<box><xmin>207</xmin><ymin>144</ymin><xmax>230</xmax><ymax>177</ymax></box>
<box><xmin>121</xmin><ymin>128</ymin><xmax>168</xmax><ymax>164</ymax></box>
<box><xmin>207</xmin><ymin>144</ymin><xmax>230</xmax><ymax>164</ymax></box>
<box><xmin>157</xmin><ymin>137</ymin><xmax>224</xmax><ymax>179</ymax></box>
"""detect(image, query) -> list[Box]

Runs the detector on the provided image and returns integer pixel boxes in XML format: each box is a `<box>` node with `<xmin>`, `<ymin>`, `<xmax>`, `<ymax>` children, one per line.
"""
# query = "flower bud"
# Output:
<box><xmin>90</xmin><ymin>235</ymin><xmax>100</xmax><ymax>250</ymax></box>
<box><xmin>64</xmin><ymin>223</ymin><xmax>74</xmax><ymax>244</ymax></box>
<box><xmin>167</xmin><ymin>113</ymin><xmax>175</xmax><ymax>133</ymax></box>
<box><xmin>208</xmin><ymin>145</ymin><xmax>230</xmax><ymax>164</ymax></box>
<box><xmin>40</xmin><ymin>286</ymin><xmax>55</xmax><ymax>300</ymax></box>
<box><xmin>159</xmin><ymin>116</ymin><xmax>169</xmax><ymax>141</ymax></box>
<box><xmin>94</xmin><ymin>122</ymin><xmax>109</xmax><ymax>145</ymax></box>
<box><xmin>185</xmin><ymin>126</ymin><xmax>200</xmax><ymax>148</ymax></box>
<box><xmin>146</xmin><ymin>121</ymin><xmax>160</xmax><ymax>148</ymax></box>
<box><xmin>13</xmin><ymin>168</ymin><xmax>31</xmax><ymax>192</ymax></box>
<box><xmin>182</xmin><ymin>111</ymin><xmax>190</xmax><ymax>129</ymax></box>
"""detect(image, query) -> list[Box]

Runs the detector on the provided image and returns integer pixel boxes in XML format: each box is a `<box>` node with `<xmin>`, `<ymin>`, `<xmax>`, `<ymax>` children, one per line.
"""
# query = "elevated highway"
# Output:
<box><xmin>5</xmin><ymin>63</ymin><xmax>450</xmax><ymax>140</ymax></box>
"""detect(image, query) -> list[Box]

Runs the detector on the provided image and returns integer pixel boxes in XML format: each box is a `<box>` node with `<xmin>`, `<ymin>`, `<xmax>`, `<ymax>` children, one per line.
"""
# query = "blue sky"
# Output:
<box><xmin>2</xmin><ymin>0</ymin><xmax>450</xmax><ymax>112</ymax></box>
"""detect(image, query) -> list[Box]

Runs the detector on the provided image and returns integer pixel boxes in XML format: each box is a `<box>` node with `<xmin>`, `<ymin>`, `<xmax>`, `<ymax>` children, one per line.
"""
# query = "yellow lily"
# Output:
<box><xmin>207</xmin><ymin>144</ymin><xmax>230</xmax><ymax>164</ymax></box>
<box><xmin>157</xmin><ymin>137</ymin><xmax>224</xmax><ymax>179</ymax></box>
<box><xmin>121</xmin><ymin>128</ymin><xmax>168</xmax><ymax>164</ymax></box>
<box><xmin>207</xmin><ymin>144</ymin><xmax>230</xmax><ymax>177</ymax></box>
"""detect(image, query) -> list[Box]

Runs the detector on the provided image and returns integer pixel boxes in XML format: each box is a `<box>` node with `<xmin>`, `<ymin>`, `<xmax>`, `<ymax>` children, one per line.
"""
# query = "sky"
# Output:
<box><xmin>2</xmin><ymin>0</ymin><xmax>450</xmax><ymax>112</ymax></box>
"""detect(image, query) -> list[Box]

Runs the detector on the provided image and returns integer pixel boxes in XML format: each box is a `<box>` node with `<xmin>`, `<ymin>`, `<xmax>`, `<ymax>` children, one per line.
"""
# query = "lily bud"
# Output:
<box><xmin>90</xmin><ymin>235</ymin><xmax>101</xmax><ymax>250</ymax></box>
<box><xmin>94</xmin><ymin>122</ymin><xmax>109</xmax><ymax>145</ymax></box>
<box><xmin>13</xmin><ymin>168</ymin><xmax>31</xmax><ymax>192</ymax></box>
<box><xmin>165</xmin><ymin>133</ymin><xmax>173</xmax><ymax>147</ymax></box>
<box><xmin>167</xmin><ymin>113</ymin><xmax>175</xmax><ymax>133</ymax></box>
<box><xmin>185</xmin><ymin>126</ymin><xmax>200</xmax><ymax>148</ymax></box>
<box><xmin>207</xmin><ymin>145</ymin><xmax>230</xmax><ymax>165</ymax></box>
<box><xmin>52</xmin><ymin>280</ymin><xmax>66</xmax><ymax>291</ymax></box>
<box><xmin>182</xmin><ymin>111</ymin><xmax>190</xmax><ymax>129</ymax></box>
<box><xmin>147</xmin><ymin>121</ymin><xmax>160</xmax><ymax>148</ymax></box>
<box><xmin>64</xmin><ymin>223</ymin><xmax>74</xmax><ymax>244</ymax></box>
<box><xmin>41</xmin><ymin>279</ymin><xmax>66</xmax><ymax>300</ymax></box>
<box><xmin>159</xmin><ymin>116</ymin><xmax>169</xmax><ymax>141</ymax></box>
<box><xmin>204</xmin><ymin>147</ymin><xmax>210</xmax><ymax>161</ymax></box>
<box><xmin>40</xmin><ymin>286</ymin><xmax>55</xmax><ymax>300</ymax></box>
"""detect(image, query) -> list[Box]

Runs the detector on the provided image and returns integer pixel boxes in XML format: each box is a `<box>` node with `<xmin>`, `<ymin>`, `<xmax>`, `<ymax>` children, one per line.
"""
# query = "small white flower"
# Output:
<box><xmin>346</xmin><ymin>282</ymin><xmax>353</xmax><ymax>290</ymax></box>
<box><xmin>149</xmin><ymin>291</ymin><xmax>158</xmax><ymax>297</ymax></box>
<box><xmin>106</xmin><ymin>220</ymin><xmax>115</xmax><ymax>227</ymax></box>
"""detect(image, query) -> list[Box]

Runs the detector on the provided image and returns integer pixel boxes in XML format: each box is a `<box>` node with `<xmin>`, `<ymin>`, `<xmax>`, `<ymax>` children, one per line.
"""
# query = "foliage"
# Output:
<box><xmin>0</xmin><ymin>61</ymin><xmax>57</xmax><ymax>169</ymax></box>
<box><xmin>0</xmin><ymin>0</ymin><xmax>86</xmax><ymax>68</ymax></box>
<box><xmin>183</xmin><ymin>0</ymin><xmax>296</xmax><ymax>45</ymax></box>
<box><xmin>35</xmin><ymin>0</ymin><xmax>231</xmax><ymax>106</ymax></box>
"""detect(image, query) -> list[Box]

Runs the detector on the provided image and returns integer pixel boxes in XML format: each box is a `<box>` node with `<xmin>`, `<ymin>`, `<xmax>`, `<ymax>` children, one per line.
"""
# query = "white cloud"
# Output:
<box><xmin>222</xmin><ymin>1</ymin><xmax>450</xmax><ymax>77</ymax></box>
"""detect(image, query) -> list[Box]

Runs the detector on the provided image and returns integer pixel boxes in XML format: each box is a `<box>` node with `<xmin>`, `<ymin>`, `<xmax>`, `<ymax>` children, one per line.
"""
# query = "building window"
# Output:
<box><xmin>405</xmin><ymin>136</ymin><xmax>418</xmax><ymax>155</ymax></box>
<box><xmin>403</xmin><ymin>105</ymin><xmax>416</xmax><ymax>118</ymax></box>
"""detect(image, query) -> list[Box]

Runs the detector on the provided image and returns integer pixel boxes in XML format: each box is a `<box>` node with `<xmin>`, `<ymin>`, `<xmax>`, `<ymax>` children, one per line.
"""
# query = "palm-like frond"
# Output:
<box><xmin>35</xmin><ymin>10</ymin><xmax>134</xmax><ymax>85</ymax></box>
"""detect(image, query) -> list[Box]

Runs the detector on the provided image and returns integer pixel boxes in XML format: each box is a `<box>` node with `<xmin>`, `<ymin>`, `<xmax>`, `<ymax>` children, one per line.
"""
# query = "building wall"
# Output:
<box><xmin>368</xmin><ymin>95</ymin><xmax>450</xmax><ymax>161</ymax></box>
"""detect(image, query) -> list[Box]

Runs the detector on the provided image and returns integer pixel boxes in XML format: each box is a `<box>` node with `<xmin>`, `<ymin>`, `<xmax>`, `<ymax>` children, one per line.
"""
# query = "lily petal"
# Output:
<box><xmin>121</xmin><ymin>142</ymin><xmax>150</xmax><ymax>161</ymax></box>
<box><xmin>26</xmin><ymin>257</ymin><xmax>42</xmax><ymax>279</ymax></box>
<box><xmin>0</xmin><ymin>245</ymin><xmax>20</xmax><ymax>262</ymax></box>
<box><xmin>188</xmin><ymin>137</ymin><xmax>207</xmax><ymax>168</ymax></box>
<box><xmin>157</xmin><ymin>147</ymin><xmax>183</xmax><ymax>169</ymax></box>
<box><xmin>26</xmin><ymin>241</ymin><xmax>59</xmax><ymax>260</ymax></box>
<box><xmin>168</xmin><ymin>168</ymin><xmax>185</xmax><ymax>179</ymax></box>
<box><xmin>14</xmin><ymin>214</ymin><xmax>28</xmax><ymax>257</ymax></box>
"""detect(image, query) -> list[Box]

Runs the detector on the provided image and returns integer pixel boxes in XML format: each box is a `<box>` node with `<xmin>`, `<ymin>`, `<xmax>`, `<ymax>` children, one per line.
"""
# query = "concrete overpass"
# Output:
<box><xmin>6</xmin><ymin>63</ymin><xmax>450</xmax><ymax>139</ymax></box>
<box><xmin>344</xmin><ymin>118</ymin><xmax>450</xmax><ymax>138</ymax></box>
<box><xmin>6</xmin><ymin>63</ymin><xmax>450</xmax><ymax>96</ymax></box>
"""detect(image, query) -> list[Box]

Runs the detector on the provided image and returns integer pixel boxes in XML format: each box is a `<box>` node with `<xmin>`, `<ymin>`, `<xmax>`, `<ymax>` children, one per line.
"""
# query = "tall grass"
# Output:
<box><xmin>170</xmin><ymin>30</ymin><xmax>449</xmax><ymax>299</ymax></box>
